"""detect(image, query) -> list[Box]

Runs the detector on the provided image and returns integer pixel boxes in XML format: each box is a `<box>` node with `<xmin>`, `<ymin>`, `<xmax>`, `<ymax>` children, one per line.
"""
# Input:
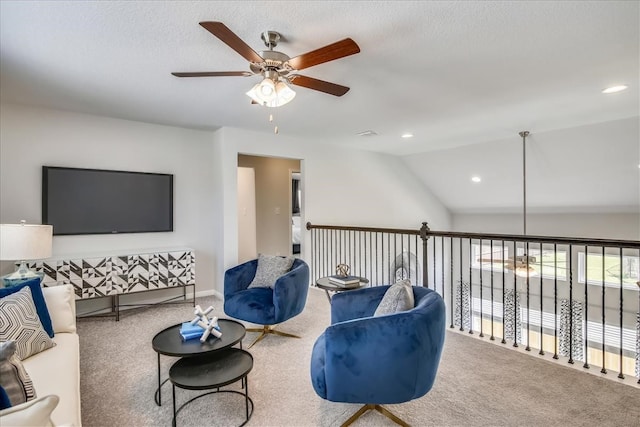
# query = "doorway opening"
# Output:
<box><xmin>237</xmin><ymin>155</ymin><xmax>302</xmax><ymax>262</ymax></box>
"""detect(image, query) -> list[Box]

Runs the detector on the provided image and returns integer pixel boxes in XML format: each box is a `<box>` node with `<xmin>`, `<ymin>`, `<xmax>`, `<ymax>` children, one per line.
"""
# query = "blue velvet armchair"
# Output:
<box><xmin>310</xmin><ymin>285</ymin><xmax>446</xmax><ymax>426</ymax></box>
<box><xmin>224</xmin><ymin>258</ymin><xmax>310</xmax><ymax>347</ymax></box>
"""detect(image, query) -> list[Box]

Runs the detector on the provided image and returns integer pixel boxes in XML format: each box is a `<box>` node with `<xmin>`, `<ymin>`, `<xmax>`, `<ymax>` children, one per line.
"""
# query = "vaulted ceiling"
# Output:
<box><xmin>1</xmin><ymin>1</ymin><xmax>638</xmax><ymax>213</ymax></box>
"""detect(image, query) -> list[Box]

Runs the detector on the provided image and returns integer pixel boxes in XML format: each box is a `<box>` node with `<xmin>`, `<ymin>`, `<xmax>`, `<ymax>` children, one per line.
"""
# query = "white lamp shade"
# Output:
<box><xmin>0</xmin><ymin>223</ymin><xmax>53</xmax><ymax>261</ymax></box>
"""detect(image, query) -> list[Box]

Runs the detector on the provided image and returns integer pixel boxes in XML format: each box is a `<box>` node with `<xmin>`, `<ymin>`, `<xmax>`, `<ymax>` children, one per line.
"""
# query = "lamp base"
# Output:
<box><xmin>2</xmin><ymin>261</ymin><xmax>43</xmax><ymax>283</ymax></box>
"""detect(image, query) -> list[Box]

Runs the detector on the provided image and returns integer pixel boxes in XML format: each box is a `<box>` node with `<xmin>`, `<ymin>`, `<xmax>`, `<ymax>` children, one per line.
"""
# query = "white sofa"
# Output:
<box><xmin>0</xmin><ymin>284</ymin><xmax>81</xmax><ymax>427</ymax></box>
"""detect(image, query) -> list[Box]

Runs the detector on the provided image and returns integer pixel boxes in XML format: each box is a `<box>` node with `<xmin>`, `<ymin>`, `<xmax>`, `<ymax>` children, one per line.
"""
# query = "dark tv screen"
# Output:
<box><xmin>42</xmin><ymin>166</ymin><xmax>173</xmax><ymax>235</ymax></box>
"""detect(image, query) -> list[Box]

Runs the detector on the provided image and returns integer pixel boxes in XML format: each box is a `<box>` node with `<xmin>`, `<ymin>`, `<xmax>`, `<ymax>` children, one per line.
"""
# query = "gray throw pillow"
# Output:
<box><xmin>374</xmin><ymin>279</ymin><xmax>414</xmax><ymax>316</ymax></box>
<box><xmin>248</xmin><ymin>254</ymin><xmax>295</xmax><ymax>289</ymax></box>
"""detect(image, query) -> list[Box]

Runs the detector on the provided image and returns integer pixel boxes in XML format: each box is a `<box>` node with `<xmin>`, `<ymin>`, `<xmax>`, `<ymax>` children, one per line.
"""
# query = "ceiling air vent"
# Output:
<box><xmin>356</xmin><ymin>130</ymin><xmax>378</xmax><ymax>137</ymax></box>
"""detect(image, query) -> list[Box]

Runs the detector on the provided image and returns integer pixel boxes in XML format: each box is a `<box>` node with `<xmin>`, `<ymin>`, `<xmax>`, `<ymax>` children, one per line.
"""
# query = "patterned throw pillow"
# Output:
<box><xmin>0</xmin><ymin>340</ymin><xmax>36</xmax><ymax>406</ymax></box>
<box><xmin>374</xmin><ymin>279</ymin><xmax>415</xmax><ymax>316</ymax></box>
<box><xmin>0</xmin><ymin>286</ymin><xmax>56</xmax><ymax>360</ymax></box>
<box><xmin>0</xmin><ymin>276</ymin><xmax>54</xmax><ymax>338</ymax></box>
<box><xmin>247</xmin><ymin>254</ymin><xmax>295</xmax><ymax>289</ymax></box>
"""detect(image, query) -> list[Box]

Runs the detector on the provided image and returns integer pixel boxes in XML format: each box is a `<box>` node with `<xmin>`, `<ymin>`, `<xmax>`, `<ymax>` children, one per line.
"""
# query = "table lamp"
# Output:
<box><xmin>0</xmin><ymin>220</ymin><xmax>53</xmax><ymax>280</ymax></box>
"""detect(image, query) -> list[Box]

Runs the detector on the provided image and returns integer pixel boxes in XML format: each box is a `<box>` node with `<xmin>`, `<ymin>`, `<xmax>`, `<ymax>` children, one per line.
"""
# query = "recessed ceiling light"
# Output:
<box><xmin>471</xmin><ymin>176</ymin><xmax>481</xmax><ymax>183</ymax></box>
<box><xmin>356</xmin><ymin>130</ymin><xmax>378</xmax><ymax>137</ymax></box>
<box><xmin>602</xmin><ymin>85</ymin><xmax>628</xmax><ymax>94</ymax></box>
<box><xmin>401</xmin><ymin>133</ymin><xmax>413</xmax><ymax>139</ymax></box>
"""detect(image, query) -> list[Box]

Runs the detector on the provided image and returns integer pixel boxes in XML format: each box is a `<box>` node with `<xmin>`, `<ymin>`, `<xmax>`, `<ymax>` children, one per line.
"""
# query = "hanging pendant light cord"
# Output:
<box><xmin>519</xmin><ymin>131</ymin><xmax>530</xmax><ymax>236</ymax></box>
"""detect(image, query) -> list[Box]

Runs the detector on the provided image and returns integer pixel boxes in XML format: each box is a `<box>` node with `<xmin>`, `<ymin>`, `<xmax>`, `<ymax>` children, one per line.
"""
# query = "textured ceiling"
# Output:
<box><xmin>1</xmin><ymin>1</ymin><xmax>638</xmax><ymax>213</ymax></box>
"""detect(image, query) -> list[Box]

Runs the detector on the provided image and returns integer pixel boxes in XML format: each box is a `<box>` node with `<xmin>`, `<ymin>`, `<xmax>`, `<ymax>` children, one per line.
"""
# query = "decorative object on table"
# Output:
<box><xmin>183</xmin><ymin>305</ymin><xmax>222</xmax><ymax>342</ymax></box>
<box><xmin>328</xmin><ymin>275</ymin><xmax>361</xmax><ymax>287</ymax></box>
<box><xmin>0</xmin><ymin>221</ymin><xmax>52</xmax><ymax>283</ymax></box>
<box><xmin>335</xmin><ymin>263</ymin><xmax>350</xmax><ymax>277</ymax></box>
<box><xmin>224</xmin><ymin>257</ymin><xmax>309</xmax><ymax>348</ymax></box>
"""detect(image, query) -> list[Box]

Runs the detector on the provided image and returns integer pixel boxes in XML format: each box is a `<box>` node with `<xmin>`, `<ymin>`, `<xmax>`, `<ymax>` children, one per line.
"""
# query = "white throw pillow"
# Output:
<box><xmin>374</xmin><ymin>279</ymin><xmax>415</xmax><ymax>316</ymax></box>
<box><xmin>0</xmin><ymin>394</ymin><xmax>59</xmax><ymax>427</ymax></box>
<box><xmin>42</xmin><ymin>285</ymin><xmax>76</xmax><ymax>334</ymax></box>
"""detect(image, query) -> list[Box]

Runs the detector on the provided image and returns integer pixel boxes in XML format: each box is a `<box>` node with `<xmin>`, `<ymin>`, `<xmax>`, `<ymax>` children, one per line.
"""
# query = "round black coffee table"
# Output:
<box><xmin>170</xmin><ymin>349</ymin><xmax>254</xmax><ymax>427</ymax></box>
<box><xmin>152</xmin><ymin>319</ymin><xmax>246</xmax><ymax>405</ymax></box>
<box><xmin>316</xmin><ymin>276</ymin><xmax>369</xmax><ymax>302</ymax></box>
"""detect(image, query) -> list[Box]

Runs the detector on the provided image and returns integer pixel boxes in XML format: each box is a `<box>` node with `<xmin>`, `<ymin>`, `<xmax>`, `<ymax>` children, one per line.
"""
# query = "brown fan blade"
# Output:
<box><xmin>199</xmin><ymin>22</ymin><xmax>264</xmax><ymax>63</ymax></box>
<box><xmin>287</xmin><ymin>38</ymin><xmax>360</xmax><ymax>71</ymax></box>
<box><xmin>289</xmin><ymin>75</ymin><xmax>350</xmax><ymax>97</ymax></box>
<box><xmin>172</xmin><ymin>71</ymin><xmax>253</xmax><ymax>77</ymax></box>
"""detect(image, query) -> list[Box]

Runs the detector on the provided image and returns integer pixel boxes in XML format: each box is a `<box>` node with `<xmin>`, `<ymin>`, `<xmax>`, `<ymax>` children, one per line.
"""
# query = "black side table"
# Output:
<box><xmin>170</xmin><ymin>348</ymin><xmax>254</xmax><ymax>427</ymax></box>
<box><xmin>152</xmin><ymin>319</ymin><xmax>246</xmax><ymax>405</ymax></box>
<box><xmin>315</xmin><ymin>276</ymin><xmax>369</xmax><ymax>302</ymax></box>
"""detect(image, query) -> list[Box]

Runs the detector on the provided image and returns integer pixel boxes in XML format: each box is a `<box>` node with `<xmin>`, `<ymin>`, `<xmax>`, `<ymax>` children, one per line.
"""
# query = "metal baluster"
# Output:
<box><xmin>501</xmin><ymin>240</ymin><xmax>507</xmax><ymax>344</ymax></box>
<box><xmin>525</xmin><ymin>241</ymin><xmax>531</xmax><ymax>351</ymax></box>
<box><xmin>479</xmin><ymin>238</ymin><xmax>484</xmax><ymax>337</ymax></box>
<box><xmin>490</xmin><ymin>239</ymin><xmax>495</xmax><ymax>340</ymax></box>
<box><xmin>433</xmin><ymin>236</ymin><xmax>437</xmax><ymax>294</ymax></box>
<box><xmin>618</xmin><ymin>248</ymin><xmax>624</xmax><ymax>379</ymax></box>
<box><xmin>375</xmin><ymin>232</ymin><xmax>378</xmax><ymax>286</ymax></box>
<box><xmin>469</xmin><ymin>238</ymin><xmax>474</xmax><ymax>334</ymax></box>
<box><xmin>441</xmin><ymin>237</ymin><xmax>446</xmax><ymax>309</ymax></box>
<box><xmin>311</xmin><ymin>228</ymin><xmax>315</xmax><ymax>282</ymax></box>
<box><xmin>513</xmin><ymin>241</ymin><xmax>519</xmax><ymax>348</ymax></box>
<box><xmin>600</xmin><ymin>246</ymin><xmax>606</xmax><ymax>373</ymax></box>
<box><xmin>583</xmin><ymin>245</ymin><xmax>589</xmax><ymax>368</ymax></box>
<box><xmin>539</xmin><ymin>242</ymin><xmax>544</xmax><ymax>356</ymax></box>
<box><xmin>553</xmin><ymin>244</ymin><xmax>559</xmax><ymax>359</ymax></box>
<box><xmin>459</xmin><ymin>238</ymin><xmax>464</xmax><ymax>332</ymax></box>
<box><xmin>450</xmin><ymin>237</ymin><xmax>454</xmax><ymax>329</ymax></box>
<box><xmin>569</xmin><ymin>245</ymin><xmax>574</xmax><ymax>364</ymax></box>
<box><xmin>425</xmin><ymin>234</ymin><xmax>429</xmax><ymax>288</ymax></box>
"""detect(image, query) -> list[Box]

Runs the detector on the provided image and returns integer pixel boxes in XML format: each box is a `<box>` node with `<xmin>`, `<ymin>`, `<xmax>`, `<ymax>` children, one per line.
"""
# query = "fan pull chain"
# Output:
<box><xmin>268</xmin><ymin>114</ymin><xmax>279</xmax><ymax>134</ymax></box>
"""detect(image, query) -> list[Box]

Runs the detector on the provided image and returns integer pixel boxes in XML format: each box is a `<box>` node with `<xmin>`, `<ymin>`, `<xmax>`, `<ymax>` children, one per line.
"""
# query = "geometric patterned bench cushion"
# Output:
<box><xmin>23</xmin><ymin>249</ymin><xmax>195</xmax><ymax>300</ymax></box>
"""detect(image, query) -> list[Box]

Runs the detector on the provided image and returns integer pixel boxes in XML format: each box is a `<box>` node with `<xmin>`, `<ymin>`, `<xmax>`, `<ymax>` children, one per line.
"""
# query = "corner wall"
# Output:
<box><xmin>0</xmin><ymin>104</ymin><xmax>219</xmax><ymax>302</ymax></box>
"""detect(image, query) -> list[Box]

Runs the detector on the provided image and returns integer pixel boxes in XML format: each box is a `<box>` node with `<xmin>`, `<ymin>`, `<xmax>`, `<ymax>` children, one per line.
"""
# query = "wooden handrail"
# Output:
<box><xmin>306</xmin><ymin>222</ymin><xmax>640</xmax><ymax>249</ymax></box>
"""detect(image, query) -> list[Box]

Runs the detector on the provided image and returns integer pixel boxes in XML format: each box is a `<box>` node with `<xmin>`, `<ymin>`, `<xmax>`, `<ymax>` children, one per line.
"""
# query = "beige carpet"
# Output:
<box><xmin>77</xmin><ymin>287</ymin><xmax>640</xmax><ymax>427</ymax></box>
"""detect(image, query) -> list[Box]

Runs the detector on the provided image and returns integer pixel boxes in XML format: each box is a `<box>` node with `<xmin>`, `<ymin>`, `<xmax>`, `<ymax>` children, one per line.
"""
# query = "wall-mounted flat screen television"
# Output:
<box><xmin>42</xmin><ymin>166</ymin><xmax>173</xmax><ymax>235</ymax></box>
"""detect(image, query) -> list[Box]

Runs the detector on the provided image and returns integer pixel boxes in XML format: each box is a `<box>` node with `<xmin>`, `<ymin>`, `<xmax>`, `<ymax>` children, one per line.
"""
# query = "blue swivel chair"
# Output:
<box><xmin>224</xmin><ymin>258</ymin><xmax>310</xmax><ymax>348</ymax></box>
<box><xmin>310</xmin><ymin>285</ymin><xmax>446</xmax><ymax>426</ymax></box>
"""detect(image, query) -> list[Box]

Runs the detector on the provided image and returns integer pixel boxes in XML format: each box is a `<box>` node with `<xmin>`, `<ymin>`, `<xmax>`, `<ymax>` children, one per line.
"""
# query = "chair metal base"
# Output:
<box><xmin>341</xmin><ymin>404</ymin><xmax>409</xmax><ymax>427</ymax></box>
<box><xmin>245</xmin><ymin>325</ymin><xmax>300</xmax><ymax>348</ymax></box>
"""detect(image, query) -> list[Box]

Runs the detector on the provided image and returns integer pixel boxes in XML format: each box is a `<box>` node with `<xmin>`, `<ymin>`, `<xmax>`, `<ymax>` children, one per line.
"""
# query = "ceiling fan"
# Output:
<box><xmin>172</xmin><ymin>22</ymin><xmax>360</xmax><ymax>107</ymax></box>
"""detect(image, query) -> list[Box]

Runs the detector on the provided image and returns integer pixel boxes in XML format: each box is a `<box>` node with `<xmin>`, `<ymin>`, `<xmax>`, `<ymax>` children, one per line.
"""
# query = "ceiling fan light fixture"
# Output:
<box><xmin>515</xmin><ymin>265</ymin><xmax>538</xmax><ymax>278</ymax></box>
<box><xmin>246</xmin><ymin>76</ymin><xmax>296</xmax><ymax>107</ymax></box>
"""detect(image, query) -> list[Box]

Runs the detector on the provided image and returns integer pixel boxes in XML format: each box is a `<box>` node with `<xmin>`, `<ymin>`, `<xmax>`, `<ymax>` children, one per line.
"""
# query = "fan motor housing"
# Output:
<box><xmin>250</xmin><ymin>50</ymin><xmax>291</xmax><ymax>74</ymax></box>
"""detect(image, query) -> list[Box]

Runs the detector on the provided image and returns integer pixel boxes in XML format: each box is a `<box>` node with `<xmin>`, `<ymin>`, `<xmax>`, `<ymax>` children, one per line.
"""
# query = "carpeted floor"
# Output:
<box><xmin>77</xmin><ymin>287</ymin><xmax>640</xmax><ymax>427</ymax></box>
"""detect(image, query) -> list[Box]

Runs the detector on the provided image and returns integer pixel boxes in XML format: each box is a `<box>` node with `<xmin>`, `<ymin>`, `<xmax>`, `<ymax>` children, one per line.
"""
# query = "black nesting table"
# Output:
<box><xmin>170</xmin><ymin>348</ymin><xmax>254</xmax><ymax>427</ymax></box>
<box><xmin>152</xmin><ymin>319</ymin><xmax>246</xmax><ymax>406</ymax></box>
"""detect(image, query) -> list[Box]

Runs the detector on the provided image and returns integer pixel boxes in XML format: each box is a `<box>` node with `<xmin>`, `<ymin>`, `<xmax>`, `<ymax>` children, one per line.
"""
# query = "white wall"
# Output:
<box><xmin>237</xmin><ymin>167</ymin><xmax>257</xmax><ymax>263</ymax></box>
<box><xmin>0</xmin><ymin>104</ymin><xmax>452</xmax><ymax>299</ymax></box>
<box><xmin>452</xmin><ymin>212</ymin><xmax>640</xmax><ymax>240</ymax></box>
<box><xmin>0</xmin><ymin>104</ymin><xmax>219</xmax><ymax>300</ymax></box>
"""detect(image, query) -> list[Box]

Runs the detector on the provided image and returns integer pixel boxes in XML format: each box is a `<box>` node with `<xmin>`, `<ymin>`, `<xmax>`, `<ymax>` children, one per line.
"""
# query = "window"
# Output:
<box><xmin>578</xmin><ymin>252</ymin><xmax>639</xmax><ymax>290</ymax></box>
<box><xmin>472</xmin><ymin>243</ymin><xmax>568</xmax><ymax>280</ymax></box>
